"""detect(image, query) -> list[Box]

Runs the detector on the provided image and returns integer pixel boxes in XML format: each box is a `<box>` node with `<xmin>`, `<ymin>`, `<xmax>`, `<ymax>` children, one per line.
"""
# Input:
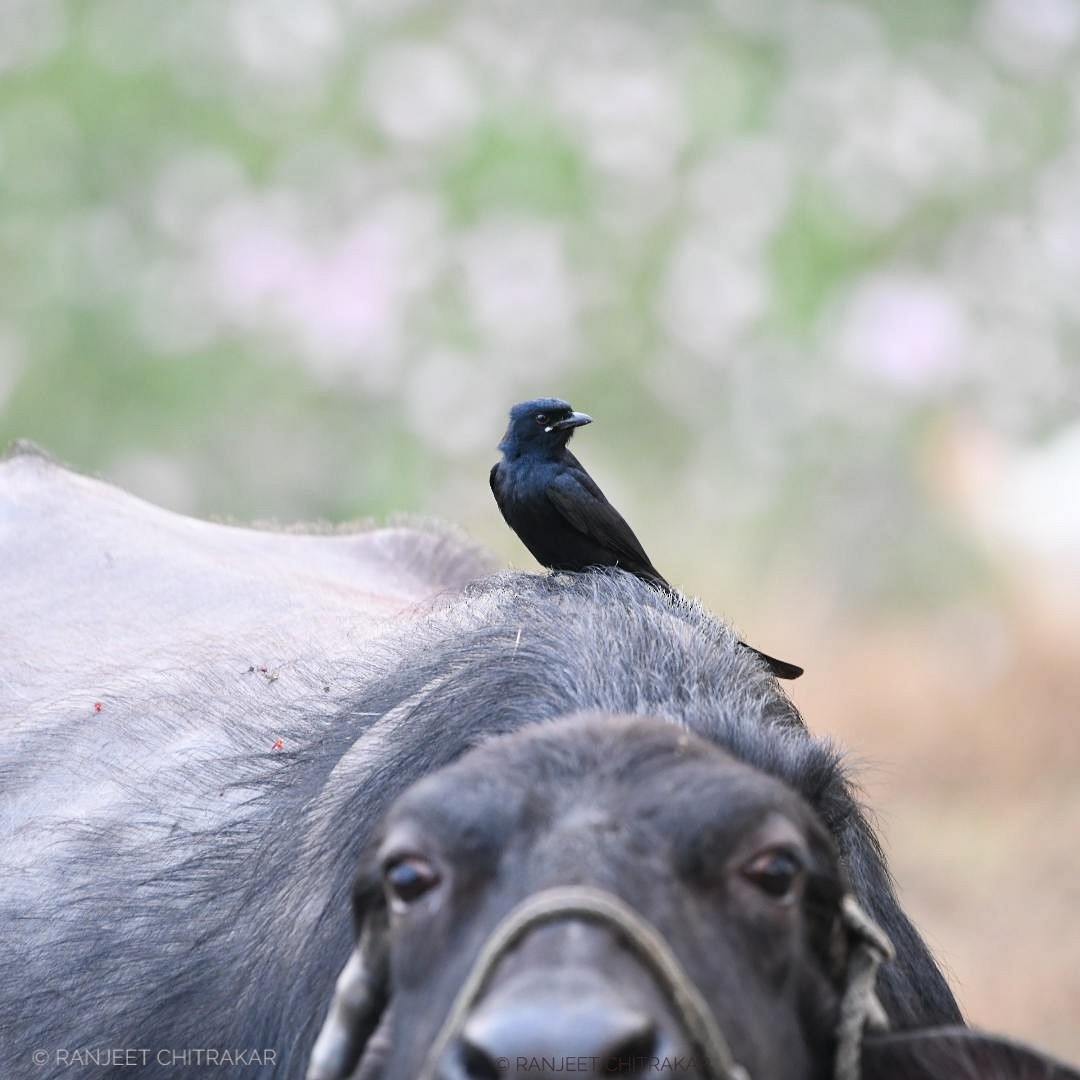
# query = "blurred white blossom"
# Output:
<box><xmin>347</xmin><ymin>0</ymin><xmax>432</xmax><ymax>17</ymax></box>
<box><xmin>362</xmin><ymin>43</ymin><xmax>480</xmax><ymax>146</ymax></box>
<box><xmin>404</xmin><ymin>350</ymin><xmax>511</xmax><ymax>456</ymax></box>
<box><xmin>713</xmin><ymin>0</ymin><xmax>812</xmax><ymax>36</ymax></box>
<box><xmin>834</xmin><ymin>274</ymin><xmax>972</xmax><ymax>394</ymax></box>
<box><xmin>964</xmin><ymin>423</ymin><xmax>1080</xmax><ymax>563</ymax></box>
<box><xmin>687</xmin><ymin>140</ymin><xmax>793</xmax><ymax>253</ymax></box>
<box><xmin>659</xmin><ymin>236</ymin><xmax>767</xmax><ymax>358</ymax></box>
<box><xmin>228</xmin><ymin>0</ymin><xmax>341</xmax><ymax>83</ymax></box>
<box><xmin>783</xmin><ymin>59</ymin><xmax>985</xmax><ymax>227</ymax></box>
<box><xmin>204</xmin><ymin>192</ymin><xmax>444</xmax><ymax>388</ymax></box>
<box><xmin>553</xmin><ymin>65</ymin><xmax>686</xmax><ymax>184</ymax></box>
<box><xmin>1034</xmin><ymin>152</ymin><xmax>1080</xmax><ymax>311</ymax></box>
<box><xmin>454</xmin><ymin>8</ymin><xmax>554</xmax><ymax>92</ymax></box>
<box><xmin>0</xmin><ymin>0</ymin><xmax>65</xmax><ymax>74</ymax></box>
<box><xmin>976</xmin><ymin>0</ymin><xmax>1080</xmax><ymax>78</ymax></box>
<box><xmin>457</xmin><ymin>218</ymin><xmax>579</xmax><ymax>369</ymax></box>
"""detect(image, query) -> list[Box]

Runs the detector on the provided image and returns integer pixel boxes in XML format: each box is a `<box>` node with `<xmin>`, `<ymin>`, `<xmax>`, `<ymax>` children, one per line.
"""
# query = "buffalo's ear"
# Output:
<box><xmin>862</xmin><ymin>1027</ymin><xmax>1080</xmax><ymax>1080</ymax></box>
<box><xmin>306</xmin><ymin>870</ymin><xmax>390</xmax><ymax>1080</ymax></box>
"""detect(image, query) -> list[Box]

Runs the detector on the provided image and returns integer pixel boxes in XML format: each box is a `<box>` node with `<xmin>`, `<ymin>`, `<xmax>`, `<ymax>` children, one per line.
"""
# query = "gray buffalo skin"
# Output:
<box><xmin>1</xmin><ymin>443</ymin><xmax>1076</xmax><ymax>1080</ymax></box>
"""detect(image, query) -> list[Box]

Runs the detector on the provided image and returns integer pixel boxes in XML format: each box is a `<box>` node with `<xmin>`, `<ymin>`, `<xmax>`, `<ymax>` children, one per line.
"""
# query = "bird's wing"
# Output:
<box><xmin>545</xmin><ymin>468</ymin><xmax>665</xmax><ymax>580</ymax></box>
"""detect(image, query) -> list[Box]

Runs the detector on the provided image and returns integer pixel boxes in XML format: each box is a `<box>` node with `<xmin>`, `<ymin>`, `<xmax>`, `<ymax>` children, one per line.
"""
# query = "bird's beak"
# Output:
<box><xmin>547</xmin><ymin>412</ymin><xmax>593</xmax><ymax>432</ymax></box>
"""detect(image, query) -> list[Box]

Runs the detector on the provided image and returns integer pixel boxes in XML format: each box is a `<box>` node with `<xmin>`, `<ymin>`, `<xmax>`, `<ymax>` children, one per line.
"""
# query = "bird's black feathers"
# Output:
<box><xmin>491</xmin><ymin>397</ymin><xmax>804</xmax><ymax>680</ymax></box>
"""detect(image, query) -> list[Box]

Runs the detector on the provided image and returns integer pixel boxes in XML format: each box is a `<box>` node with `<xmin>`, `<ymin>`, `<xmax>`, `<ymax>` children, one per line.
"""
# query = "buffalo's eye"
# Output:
<box><xmin>534</xmin><ymin>413</ymin><xmax>549</xmax><ymax>425</ymax></box>
<box><xmin>383</xmin><ymin>855</ymin><xmax>440</xmax><ymax>908</ymax></box>
<box><xmin>742</xmin><ymin>848</ymin><xmax>803</xmax><ymax>902</ymax></box>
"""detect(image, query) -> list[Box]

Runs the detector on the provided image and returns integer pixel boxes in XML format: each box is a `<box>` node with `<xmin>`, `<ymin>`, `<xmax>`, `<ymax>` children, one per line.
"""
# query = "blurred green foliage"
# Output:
<box><xmin>1</xmin><ymin>0</ymin><xmax>1078</xmax><ymax>610</ymax></box>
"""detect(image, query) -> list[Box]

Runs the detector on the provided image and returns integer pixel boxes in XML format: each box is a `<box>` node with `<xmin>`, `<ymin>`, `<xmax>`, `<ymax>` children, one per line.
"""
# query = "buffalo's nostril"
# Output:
<box><xmin>606</xmin><ymin>1023</ymin><xmax>659</xmax><ymax>1070</ymax></box>
<box><xmin>609</xmin><ymin>1023</ymin><xmax>656</xmax><ymax>1067</ymax></box>
<box><xmin>458</xmin><ymin>998</ymin><xmax>658</xmax><ymax>1078</ymax></box>
<box><xmin>457</xmin><ymin>1038</ymin><xmax>504</xmax><ymax>1080</ymax></box>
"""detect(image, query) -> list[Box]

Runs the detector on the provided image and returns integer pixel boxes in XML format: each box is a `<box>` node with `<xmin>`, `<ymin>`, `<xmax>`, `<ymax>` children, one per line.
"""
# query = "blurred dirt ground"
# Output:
<box><xmin>757</xmin><ymin>587</ymin><xmax>1080</xmax><ymax>1063</ymax></box>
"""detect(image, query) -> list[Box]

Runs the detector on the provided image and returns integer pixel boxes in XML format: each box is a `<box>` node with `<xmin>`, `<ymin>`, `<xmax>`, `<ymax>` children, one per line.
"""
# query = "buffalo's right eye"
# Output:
<box><xmin>742</xmin><ymin>848</ymin><xmax>803</xmax><ymax>903</ymax></box>
<box><xmin>383</xmin><ymin>855</ymin><xmax>440</xmax><ymax>908</ymax></box>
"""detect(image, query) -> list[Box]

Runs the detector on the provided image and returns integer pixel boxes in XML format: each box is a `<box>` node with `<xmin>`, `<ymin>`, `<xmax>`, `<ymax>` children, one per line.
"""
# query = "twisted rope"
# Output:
<box><xmin>834</xmin><ymin>895</ymin><xmax>895</xmax><ymax>1080</ymax></box>
<box><xmin>417</xmin><ymin>885</ymin><xmax>750</xmax><ymax>1080</ymax></box>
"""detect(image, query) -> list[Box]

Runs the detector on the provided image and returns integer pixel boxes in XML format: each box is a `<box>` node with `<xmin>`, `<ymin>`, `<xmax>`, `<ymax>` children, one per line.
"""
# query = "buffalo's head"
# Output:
<box><xmin>308</xmin><ymin>713</ymin><xmax>1080</xmax><ymax>1080</ymax></box>
<box><xmin>309</xmin><ymin>714</ymin><xmax>859</xmax><ymax>1080</ymax></box>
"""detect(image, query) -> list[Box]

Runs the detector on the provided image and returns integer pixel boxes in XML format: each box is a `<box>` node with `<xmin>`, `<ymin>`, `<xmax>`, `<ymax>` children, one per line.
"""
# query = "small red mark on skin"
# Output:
<box><xmin>93</xmin><ymin>702</ymin><xmax>103</xmax><ymax>712</ymax></box>
<box><xmin>271</xmin><ymin>738</ymin><xmax>283</xmax><ymax>751</ymax></box>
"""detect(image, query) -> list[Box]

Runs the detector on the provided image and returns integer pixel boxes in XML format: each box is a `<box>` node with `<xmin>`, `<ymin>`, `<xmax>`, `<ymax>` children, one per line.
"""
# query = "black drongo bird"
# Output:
<box><xmin>490</xmin><ymin>397</ymin><xmax>804</xmax><ymax>680</ymax></box>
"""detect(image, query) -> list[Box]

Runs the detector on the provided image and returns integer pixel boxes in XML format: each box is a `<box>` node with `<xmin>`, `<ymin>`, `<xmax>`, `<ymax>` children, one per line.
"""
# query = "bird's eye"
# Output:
<box><xmin>534</xmin><ymin>413</ymin><xmax>549</xmax><ymax>425</ymax></box>
<box><xmin>383</xmin><ymin>855</ymin><xmax>440</xmax><ymax>908</ymax></box>
<box><xmin>742</xmin><ymin>848</ymin><xmax>803</xmax><ymax>902</ymax></box>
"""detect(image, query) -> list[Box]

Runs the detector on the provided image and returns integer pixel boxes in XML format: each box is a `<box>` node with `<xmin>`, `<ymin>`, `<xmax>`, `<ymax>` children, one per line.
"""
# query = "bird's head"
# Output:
<box><xmin>498</xmin><ymin>397</ymin><xmax>593</xmax><ymax>457</ymax></box>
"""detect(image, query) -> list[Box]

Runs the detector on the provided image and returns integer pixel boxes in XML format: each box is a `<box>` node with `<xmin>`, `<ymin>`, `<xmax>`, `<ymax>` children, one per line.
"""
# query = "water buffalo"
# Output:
<box><xmin>0</xmin><ymin>443</ymin><xmax>1074</xmax><ymax>1079</ymax></box>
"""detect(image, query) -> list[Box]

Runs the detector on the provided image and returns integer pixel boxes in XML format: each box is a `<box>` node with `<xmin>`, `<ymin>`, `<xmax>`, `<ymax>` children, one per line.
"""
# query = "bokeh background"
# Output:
<box><xmin>2</xmin><ymin>0</ymin><xmax>1079</xmax><ymax>1059</ymax></box>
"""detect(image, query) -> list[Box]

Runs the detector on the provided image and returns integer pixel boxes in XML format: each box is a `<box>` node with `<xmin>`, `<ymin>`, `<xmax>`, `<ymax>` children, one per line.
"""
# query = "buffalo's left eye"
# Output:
<box><xmin>742</xmin><ymin>849</ymin><xmax>803</xmax><ymax>902</ymax></box>
<box><xmin>383</xmin><ymin>855</ymin><xmax>440</xmax><ymax>908</ymax></box>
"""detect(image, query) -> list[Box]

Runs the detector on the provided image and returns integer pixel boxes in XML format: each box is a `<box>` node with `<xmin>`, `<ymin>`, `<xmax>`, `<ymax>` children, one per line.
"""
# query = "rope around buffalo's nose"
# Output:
<box><xmin>834</xmin><ymin>894</ymin><xmax>894</xmax><ymax>1080</ymax></box>
<box><xmin>416</xmin><ymin>885</ymin><xmax>892</xmax><ymax>1080</ymax></box>
<box><xmin>417</xmin><ymin>885</ymin><xmax>749</xmax><ymax>1080</ymax></box>
<box><xmin>308</xmin><ymin>884</ymin><xmax>746</xmax><ymax>1080</ymax></box>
